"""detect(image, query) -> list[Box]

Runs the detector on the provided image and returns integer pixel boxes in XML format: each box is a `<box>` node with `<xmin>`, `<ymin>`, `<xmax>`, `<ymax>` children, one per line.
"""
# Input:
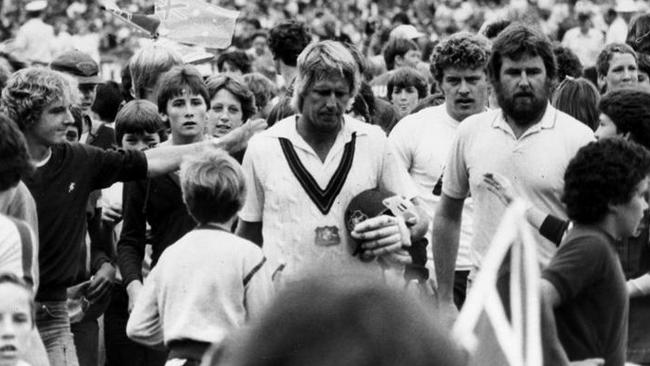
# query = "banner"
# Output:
<box><xmin>453</xmin><ymin>200</ymin><xmax>542</xmax><ymax>366</ymax></box>
<box><xmin>154</xmin><ymin>0</ymin><xmax>239</xmax><ymax>49</ymax></box>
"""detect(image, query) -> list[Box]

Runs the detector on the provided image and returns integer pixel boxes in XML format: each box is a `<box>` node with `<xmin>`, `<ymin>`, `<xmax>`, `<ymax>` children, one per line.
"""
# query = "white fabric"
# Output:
<box><xmin>607</xmin><ymin>17</ymin><xmax>628</xmax><ymax>44</ymax></box>
<box><xmin>239</xmin><ymin>115</ymin><xmax>419</xmax><ymax>284</ymax></box>
<box><xmin>389</xmin><ymin>105</ymin><xmax>473</xmax><ymax>271</ymax></box>
<box><xmin>12</xmin><ymin>18</ymin><xmax>56</xmax><ymax>64</ymax></box>
<box><xmin>442</xmin><ymin>104</ymin><xmax>594</xmax><ymax>272</ymax></box>
<box><xmin>127</xmin><ymin>229</ymin><xmax>273</xmax><ymax>347</ymax></box>
<box><xmin>0</xmin><ymin>214</ymin><xmax>38</xmax><ymax>292</ymax></box>
<box><xmin>561</xmin><ymin>27</ymin><xmax>605</xmax><ymax>67</ymax></box>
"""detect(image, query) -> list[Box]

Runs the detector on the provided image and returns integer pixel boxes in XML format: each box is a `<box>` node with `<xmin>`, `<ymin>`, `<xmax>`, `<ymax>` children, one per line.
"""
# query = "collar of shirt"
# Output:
<box><xmin>266</xmin><ymin>114</ymin><xmax>369</xmax><ymax>162</ymax></box>
<box><xmin>491</xmin><ymin>102</ymin><xmax>557</xmax><ymax>139</ymax></box>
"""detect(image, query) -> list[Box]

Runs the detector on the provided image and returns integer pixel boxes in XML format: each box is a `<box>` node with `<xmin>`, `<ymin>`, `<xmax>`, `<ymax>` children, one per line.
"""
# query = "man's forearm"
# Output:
<box><xmin>432</xmin><ymin>216</ymin><xmax>461</xmax><ymax>302</ymax></box>
<box><xmin>144</xmin><ymin>140</ymin><xmax>211</xmax><ymax>177</ymax></box>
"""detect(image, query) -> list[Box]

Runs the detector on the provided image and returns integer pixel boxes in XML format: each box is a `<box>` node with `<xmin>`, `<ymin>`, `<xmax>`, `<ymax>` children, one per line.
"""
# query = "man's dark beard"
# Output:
<box><xmin>495</xmin><ymin>80</ymin><xmax>552</xmax><ymax>126</ymax></box>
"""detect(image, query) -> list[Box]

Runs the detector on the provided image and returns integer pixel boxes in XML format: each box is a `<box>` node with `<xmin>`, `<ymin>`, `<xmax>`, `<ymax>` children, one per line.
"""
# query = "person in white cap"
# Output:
<box><xmin>607</xmin><ymin>0</ymin><xmax>638</xmax><ymax>44</ymax></box>
<box><xmin>12</xmin><ymin>0</ymin><xmax>56</xmax><ymax>65</ymax></box>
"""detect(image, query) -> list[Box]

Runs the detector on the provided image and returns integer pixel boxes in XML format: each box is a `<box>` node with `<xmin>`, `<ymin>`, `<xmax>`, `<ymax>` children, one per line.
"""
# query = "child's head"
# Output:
<box><xmin>179</xmin><ymin>150</ymin><xmax>246</xmax><ymax>225</ymax></box>
<box><xmin>0</xmin><ymin>273</ymin><xmax>34</xmax><ymax>366</ymax></box>
<box><xmin>156</xmin><ymin>65</ymin><xmax>209</xmax><ymax>142</ymax></box>
<box><xmin>387</xmin><ymin>67</ymin><xmax>429</xmax><ymax>118</ymax></box>
<box><xmin>115</xmin><ymin>100</ymin><xmax>165</xmax><ymax>151</ymax></box>
<box><xmin>563</xmin><ymin>138</ymin><xmax>650</xmax><ymax>238</ymax></box>
<box><xmin>596</xmin><ymin>88</ymin><xmax>650</xmax><ymax>149</ymax></box>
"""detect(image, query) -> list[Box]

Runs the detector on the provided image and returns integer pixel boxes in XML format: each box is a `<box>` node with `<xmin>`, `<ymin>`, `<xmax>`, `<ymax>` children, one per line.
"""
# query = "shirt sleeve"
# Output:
<box><xmin>378</xmin><ymin>135</ymin><xmax>419</xmax><ymax>200</ymax></box>
<box><xmin>126</xmin><ymin>264</ymin><xmax>163</xmax><ymax>346</ymax></box>
<box><xmin>441</xmin><ymin>127</ymin><xmax>470</xmax><ymax>199</ymax></box>
<box><xmin>239</xmin><ymin>138</ymin><xmax>265</xmax><ymax>223</ymax></box>
<box><xmin>387</xmin><ymin>119</ymin><xmax>414</xmax><ymax>173</ymax></box>
<box><xmin>542</xmin><ymin>234</ymin><xmax>607</xmax><ymax>303</ymax></box>
<box><xmin>117</xmin><ymin>180</ymin><xmax>148</xmax><ymax>286</ymax></box>
<box><xmin>84</xmin><ymin>145</ymin><xmax>148</xmax><ymax>191</ymax></box>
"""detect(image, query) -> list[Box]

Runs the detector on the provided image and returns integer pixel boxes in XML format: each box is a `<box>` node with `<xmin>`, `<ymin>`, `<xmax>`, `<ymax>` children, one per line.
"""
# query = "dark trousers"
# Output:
<box><xmin>104</xmin><ymin>283</ymin><xmax>167</xmax><ymax>366</ymax></box>
<box><xmin>72</xmin><ymin>318</ymin><xmax>99</xmax><ymax>366</ymax></box>
<box><xmin>453</xmin><ymin>270</ymin><xmax>470</xmax><ymax>310</ymax></box>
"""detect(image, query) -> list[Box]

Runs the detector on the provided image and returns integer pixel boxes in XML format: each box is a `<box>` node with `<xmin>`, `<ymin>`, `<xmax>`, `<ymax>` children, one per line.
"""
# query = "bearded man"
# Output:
<box><xmin>432</xmin><ymin>23</ymin><xmax>594</xmax><ymax>319</ymax></box>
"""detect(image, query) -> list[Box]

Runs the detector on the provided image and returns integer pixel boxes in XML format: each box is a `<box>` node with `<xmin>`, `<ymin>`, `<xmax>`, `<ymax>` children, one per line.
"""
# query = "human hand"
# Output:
<box><xmin>215</xmin><ymin>118</ymin><xmax>267</xmax><ymax>153</ymax></box>
<box><xmin>101</xmin><ymin>203</ymin><xmax>122</xmax><ymax>225</ymax></box>
<box><xmin>483</xmin><ymin>172</ymin><xmax>517</xmax><ymax>206</ymax></box>
<box><xmin>569</xmin><ymin>358</ymin><xmax>604</xmax><ymax>366</ymax></box>
<box><xmin>351</xmin><ymin>214</ymin><xmax>414</xmax><ymax>257</ymax></box>
<box><xmin>378</xmin><ymin>248</ymin><xmax>413</xmax><ymax>266</ymax></box>
<box><xmin>126</xmin><ymin>280</ymin><xmax>143</xmax><ymax>313</ymax></box>
<box><xmin>87</xmin><ymin>263</ymin><xmax>116</xmax><ymax>302</ymax></box>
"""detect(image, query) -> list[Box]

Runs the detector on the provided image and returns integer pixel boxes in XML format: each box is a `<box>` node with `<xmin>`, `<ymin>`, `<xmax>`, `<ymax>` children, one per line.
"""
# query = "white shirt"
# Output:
<box><xmin>13</xmin><ymin>18</ymin><xmax>56</xmax><ymax>64</ymax></box>
<box><xmin>127</xmin><ymin>229</ymin><xmax>273</xmax><ymax>347</ymax></box>
<box><xmin>607</xmin><ymin>17</ymin><xmax>628</xmax><ymax>44</ymax></box>
<box><xmin>443</xmin><ymin>104</ymin><xmax>594</xmax><ymax>271</ymax></box>
<box><xmin>240</xmin><ymin>115</ymin><xmax>419</xmax><ymax>284</ymax></box>
<box><xmin>562</xmin><ymin>27</ymin><xmax>605</xmax><ymax>67</ymax></box>
<box><xmin>389</xmin><ymin>105</ymin><xmax>473</xmax><ymax>271</ymax></box>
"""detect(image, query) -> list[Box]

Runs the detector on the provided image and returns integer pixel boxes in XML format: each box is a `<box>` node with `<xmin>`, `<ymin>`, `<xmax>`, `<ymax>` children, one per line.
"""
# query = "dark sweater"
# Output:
<box><xmin>117</xmin><ymin>173</ymin><xmax>196</xmax><ymax>287</ymax></box>
<box><xmin>24</xmin><ymin>143</ymin><xmax>147</xmax><ymax>301</ymax></box>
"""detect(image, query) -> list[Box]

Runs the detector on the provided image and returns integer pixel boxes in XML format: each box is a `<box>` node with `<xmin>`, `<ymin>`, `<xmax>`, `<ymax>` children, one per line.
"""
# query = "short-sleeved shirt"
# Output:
<box><xmin>239</xmin><ymin>115</ymin><xmax>419</xmax><ymax>283</ymax></box>
<box><xmin>25</xmin><ymin>143</ymin><xmax>147</xmax><ymax>300</ymax></box>
<box><xmin>542</xmin><ymin>226</ymin><xmax>628</xmax><ymax>366</ymax></box>
<box><xmin>0</xmin><ymin>214</ymin><xmax>37</xmax><ymax>291</ymax></box>
<box><xmin>442</xmin><ymin>104</ymin><xmax>594</xmax><ymax>270</ymax></box>
<box><xmin>389</xmin><ymin>104</ymin><xmax>473</xmax><ymax>271</ymax></box>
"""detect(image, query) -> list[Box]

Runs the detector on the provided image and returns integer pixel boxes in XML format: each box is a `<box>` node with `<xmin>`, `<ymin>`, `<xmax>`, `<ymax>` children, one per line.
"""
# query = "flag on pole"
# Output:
<box><xmin>99</xmin><ymin>0</ymin><xmax>160</xmax><ymax>38</ymax></box>
<box><xmin>154</xmin><ymin>0</ymin><xmax>239</xmax><ymax>49</ymax></box>
<box><xmin>453</xmin><ymin>200</ymin><xmax>543</xmax><ymax>366</ymax></box>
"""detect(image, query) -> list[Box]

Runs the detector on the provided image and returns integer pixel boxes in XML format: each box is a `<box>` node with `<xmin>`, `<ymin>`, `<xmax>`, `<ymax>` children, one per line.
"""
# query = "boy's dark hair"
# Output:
<box><xmin>488</xmin><ymin>23</ymin><xmax>557</xmax><ymax>84</ymax></box>
<box><xmin>91</xmin><ymin>81</ymin><xmax>124</xmax><ymax>122</ymax></box>
<box><xmin>391</xmin><ymin>11</ymin><xmax>411</xmax><ymax>25</ymax></box>
<box><xmin>553</xmin><ymin>46</ymin><xmax>583</xmax><ymax>82</ymax></box>
<box><xmin>596</xmin><ymin>43</ymin><xmax>637</xmax><ymax>78</ymax></box>
<box><xmin>563</xmin><ymin>138</ymin><xmax>650</xmax><ymax>225</ymax></box>
<box><xmin>429</xmin><ymin>32</ymin><xmax>490</xmax><ymax>83</ymax></box>
<box><xmin>156</xmin><ymin>65</ymin><xmax>209</xmax><ymax>115</ymax></box>
<box><xmin>387</xmin><ymin>67</ymin><xmax>429</xmax><ymax>100</ymax></box>
<box><xmin>599</xmin><ymin>88</ymin><xmax>650</xmax><ymax>149</ymax></box>
<box><xmin>217</xmin><ymin>50</ymin><xmax>252</xmax><ymax>74</ymax></box>
<box><xmin>383</xmin><ymin>37</ymin><xmax>419</xmax><ymax>71</ymax></box>
<box><xmin>114</xmin><ymin>100</ymin><xmax>165</xmax><ymax>144</ymax></box>
<box><xmin>481</xmin><ymin>19</ymin><xmax>512</xmax><ymax>40</ymax></box>
<box><xmin>268</xmin><ymin>21</ymin><xmax>312</xmax><ymax>67</ymax></box>
<box><xmin>242</xmin><ymin>72</ymin><xmax>277</xmax><ymax>114</ymax></box>
<box><xmin>0</xmin><ymin>114</ymin><xmax>33</xmax><ymax>191</ymax></box>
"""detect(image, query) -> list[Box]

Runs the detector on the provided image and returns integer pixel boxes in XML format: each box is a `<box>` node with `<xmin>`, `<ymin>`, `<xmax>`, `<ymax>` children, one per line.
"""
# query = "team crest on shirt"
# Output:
<box><xmin>314</xmin><ymin>226</ymin><xmax>341</xmax><ymax>246</ymax></box>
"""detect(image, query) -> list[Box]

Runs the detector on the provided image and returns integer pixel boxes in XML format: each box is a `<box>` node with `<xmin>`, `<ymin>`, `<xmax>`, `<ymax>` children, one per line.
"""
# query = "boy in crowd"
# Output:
<box><xmin>542</xmin><ymin>138</ymin><xmax>650</xmax><ymax>365</ymax></box>
<box><xmin>127</xmin><ymin>150</ymin><xmax>273</xmax><ymax>364</ymax></box>
<box><xmin>100</xmin><ymin>100</ymin><xmax>166</xmax><ymax>366</ymax></box>
<box><xmin>118</xmin><ymin>65</ymin><xmax>210</xmax><ymax>332</ymax></box>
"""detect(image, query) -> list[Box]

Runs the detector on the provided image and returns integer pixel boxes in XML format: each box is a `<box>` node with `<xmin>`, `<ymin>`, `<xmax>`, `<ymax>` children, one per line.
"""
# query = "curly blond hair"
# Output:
<box><xmin>1</xmin><ymin>67</ymin><xmax>78</xmax><ymax>131</ymax></box>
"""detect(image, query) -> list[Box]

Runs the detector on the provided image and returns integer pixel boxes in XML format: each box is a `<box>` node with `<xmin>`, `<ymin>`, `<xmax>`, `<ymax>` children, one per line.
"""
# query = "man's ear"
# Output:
<box><xmin>620</xmin><ymin>131</ymin><xmax>632</xmax><ymax>140</ymax></box>
<box><xmin>394</xmin><ymin>54</ymin><xmax>404</xmax><ymax>68</ymax></box>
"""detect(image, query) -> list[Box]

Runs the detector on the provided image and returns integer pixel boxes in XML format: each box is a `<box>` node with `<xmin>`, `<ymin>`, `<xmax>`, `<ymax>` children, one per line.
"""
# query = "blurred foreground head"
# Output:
<box><xmin>219</xmin><ymin>275</ymin><xmax>466</xmax><ymax>366</ymax></box>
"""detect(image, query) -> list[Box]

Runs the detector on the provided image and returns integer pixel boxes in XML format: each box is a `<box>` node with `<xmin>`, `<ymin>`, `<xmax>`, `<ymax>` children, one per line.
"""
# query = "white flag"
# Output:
<box><xmin>155</xmin><ymin>0</ymin><xmax>239</xmax><ymax>49</ymax></box>
<box><xmin>453</xmin><ymin>200</ymin><xmax>543</xmax><ymax>366</ymax></box>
